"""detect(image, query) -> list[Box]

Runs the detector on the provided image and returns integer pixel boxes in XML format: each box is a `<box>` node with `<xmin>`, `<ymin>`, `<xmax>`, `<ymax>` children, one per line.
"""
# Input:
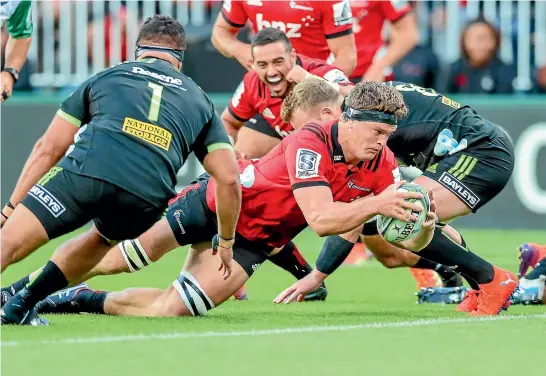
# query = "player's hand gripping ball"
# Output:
<box><xmin>376</xmin><ymin>183</ymin><xmax>430</xmax><ymax>243</ymax></box>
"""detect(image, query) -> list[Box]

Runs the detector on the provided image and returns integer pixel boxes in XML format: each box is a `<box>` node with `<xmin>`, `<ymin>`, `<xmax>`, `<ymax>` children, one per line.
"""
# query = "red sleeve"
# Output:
<box><xmin>372</xmin><ymin>147</ymin><xmax>400</xmax><ymax>195</ymax></box>
<box><xmin>319</xmin><ymin>0</ymin><xmax>354</xmax><ymax>39</ymax></box>
<box><xmin>381</xmin><ymin>0</ymin><xmax>412</xmax><ymax>23</ymax></box>
<box><xmin>221</xmin><ymin>0</ymin><xmax>248</xmax><ymax>28</ymax></box>
<box><xmin>227</xmin><ymin>74</ymin><xmax>257</xmax><ymax>122</ymax></box>
<box><xmin>284</xmin><ymin>124</ymin><xmax>334</xmax><ymax>190</ymax></box>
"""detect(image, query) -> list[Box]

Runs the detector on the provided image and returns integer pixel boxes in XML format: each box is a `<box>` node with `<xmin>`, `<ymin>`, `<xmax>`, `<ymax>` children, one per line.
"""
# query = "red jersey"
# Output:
<box><xmin>206</xmin><ymin>122</ymin><xmax>399</xmax><ymax>247</ymax></box>
<box><xmin>350</xmin><ymin>0</ymin><xmax>411</xmax><ymax>79</ymax></box>
<box><xmin>221</xmin><ymin>0</ymin><xmax>354</xmax><ymax>61</ymax></box>
<box><xmin>228</xmin><ymin>54</ymin><xmax>351</xmax><ymax>138</ymax></box>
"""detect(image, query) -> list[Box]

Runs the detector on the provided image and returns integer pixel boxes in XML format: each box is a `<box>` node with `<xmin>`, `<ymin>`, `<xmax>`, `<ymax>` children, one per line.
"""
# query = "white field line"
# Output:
<box><xmin>2</xmin><ymin>313</ymin><xmax>545</xmax><ymax>348</ymax></box>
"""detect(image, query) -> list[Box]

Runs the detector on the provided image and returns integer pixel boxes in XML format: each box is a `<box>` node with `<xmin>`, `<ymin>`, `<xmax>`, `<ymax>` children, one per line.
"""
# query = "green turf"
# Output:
<box><xmin>1</xmin><ymin>228</ymin><xmax>545</xmax><ymax>376</ymax></box>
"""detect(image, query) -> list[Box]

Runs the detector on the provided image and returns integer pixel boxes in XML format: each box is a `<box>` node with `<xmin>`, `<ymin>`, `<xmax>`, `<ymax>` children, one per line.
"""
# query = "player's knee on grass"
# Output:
<box><xmin>172</xmin><ymin>270</ymin><xmax>216</xmax><ymax>316</ymax></box>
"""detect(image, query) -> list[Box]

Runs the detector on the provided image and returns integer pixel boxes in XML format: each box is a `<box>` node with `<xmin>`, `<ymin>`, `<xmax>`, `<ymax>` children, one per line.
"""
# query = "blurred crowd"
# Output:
<box><xmin>1</xmin><ymin>0</ymin><xmax>545</xmax><ymax>94</ymax></box>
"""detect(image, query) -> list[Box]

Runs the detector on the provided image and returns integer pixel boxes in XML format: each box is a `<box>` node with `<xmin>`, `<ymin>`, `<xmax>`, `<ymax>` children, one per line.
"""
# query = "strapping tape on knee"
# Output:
<box><xmin>173</xmin><ymin>270</ymin><xmax>215</xmax><ymax>316</ymax></box>
<box><xmin>119</xmin><ymin>239</ymin><xmax>153</xmax><ymax>272</ymax></box>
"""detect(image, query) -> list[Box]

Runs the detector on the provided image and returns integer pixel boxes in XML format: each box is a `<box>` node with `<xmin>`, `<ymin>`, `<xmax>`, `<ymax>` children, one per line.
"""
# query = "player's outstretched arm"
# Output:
<box><xmin>1</xmin><ymin>1</ymin><xmax>33</xmax><ymax>101</ymax></box>
<box><xmin>293</xmin><ymin>180</ymin><xmax>422</xmax><ymax>237</ymax></box>
<box><xmin>211</xmin><ymin>14</ymin><xmax>253</xmax><ymax>71</ymax></box>
<box><xmin>363</xmin><ymin>13</ymin><xmax>418</xmax><ymax>82</ymax></box>
<box><xmin>202</xmin><ymin>144</ymin><xmax>241</xmax><ymax>279</ymax></box>
<box><xmin>274</xmin><ymin>225</ymin><xmax>363</xmax><ymax>304</ymax></box>
<box><xmin>1</xmin><ymin>116</ymin><xmax>78</xmax><ymax>225</ymax></box>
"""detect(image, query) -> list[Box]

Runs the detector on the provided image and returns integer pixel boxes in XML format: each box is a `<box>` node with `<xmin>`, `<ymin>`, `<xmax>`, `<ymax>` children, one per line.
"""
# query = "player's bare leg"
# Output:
<box><xmin>40</xmin><ymin>242</ymin><xmax>250</xmax><ymax>317</ymax></box>
<box><xmin>412</xmin><ymin>175</ymin><xmax>471</xmax><ymax>222</ymax></box>
<box><xmin>235</xmin><ymin>127</ymin><xmax>281</xmax><ymax>159</ymax></box>
<box><xmin>1</xmin><ymin>204</ymin><xmax>49</xmax><ymax>272</ymax></box>
<box><xmin>73</xmin><ymin>217</ymin><xmax>179</xmax><ymax>284</ymax></box>
<box><xmin>364</xmin><ymin>232</ymin><xmax>459</xmax><ymax>289</ymax></box>
<box><xmin>409</xmin><ymin>175</ymin><xmax>517</xmax><ymax>314</ymax></box>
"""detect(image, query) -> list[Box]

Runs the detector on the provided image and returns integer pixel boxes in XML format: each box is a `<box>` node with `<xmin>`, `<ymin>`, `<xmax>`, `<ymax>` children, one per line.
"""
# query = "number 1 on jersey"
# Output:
<box><xmin>147</xmin><ymin>82</ymin><xmax>164</xmax><ymax>122</ymax></box>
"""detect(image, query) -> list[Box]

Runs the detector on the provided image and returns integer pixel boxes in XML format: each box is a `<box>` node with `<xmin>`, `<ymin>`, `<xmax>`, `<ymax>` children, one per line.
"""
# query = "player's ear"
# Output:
<box><xmin>321</xmin><ymin>107</ymin><xmax>334</xmax><ymax>119</ymax></box>
<box><xmin>289</xmin><ymin>48</ymin><xmax>297</xmax><ymax>63</ymax></box>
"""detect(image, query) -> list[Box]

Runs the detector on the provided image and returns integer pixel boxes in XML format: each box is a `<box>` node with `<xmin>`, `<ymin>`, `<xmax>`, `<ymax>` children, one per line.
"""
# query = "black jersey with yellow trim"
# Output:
<box><xmin>57</xmin><ymin>58</ymin><xmax>231</xmax><ymax>208</ymax></box>
<box><xmin>386</xmin><ymin>81</ymin><xmax>505</xmax><ymax>171</ymax></box>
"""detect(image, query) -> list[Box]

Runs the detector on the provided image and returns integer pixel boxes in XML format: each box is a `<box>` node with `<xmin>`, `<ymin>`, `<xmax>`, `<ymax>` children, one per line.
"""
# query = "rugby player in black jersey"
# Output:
<box><xmin>1</xmin><ymin>15</ymin><xmax>242</xmax><ymax>326</ymax></box>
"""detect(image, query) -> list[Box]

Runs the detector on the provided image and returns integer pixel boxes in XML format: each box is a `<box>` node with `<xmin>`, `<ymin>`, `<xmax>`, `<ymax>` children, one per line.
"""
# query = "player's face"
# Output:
<box><xmin>347</xmin><ymin>121</ymin><xmax>396</xmax><ymax>160</ymax></box>
<box><xmin>290</xmin><ymin>103</ymin><xmax>342</xmax><ymax>129</ymax></box>
<box><xmin>252</xmin><ymin>42</ymin><xmax>297</xmax><ymax>97</ymax></box>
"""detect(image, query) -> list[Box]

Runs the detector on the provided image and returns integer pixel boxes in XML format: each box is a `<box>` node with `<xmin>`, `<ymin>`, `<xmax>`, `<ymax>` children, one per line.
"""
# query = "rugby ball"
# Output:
<box><xmin>376</xmin><ymin>183</ymin><xmax>430</xmax><ymax>243</ymax></box>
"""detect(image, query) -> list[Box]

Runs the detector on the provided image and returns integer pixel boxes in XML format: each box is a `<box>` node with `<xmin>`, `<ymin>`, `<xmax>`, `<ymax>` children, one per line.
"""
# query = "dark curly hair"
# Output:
<box><xmin>137</xmin><ymin>15</ymin><xmax>186</xmax><ymax>50</ymax></box>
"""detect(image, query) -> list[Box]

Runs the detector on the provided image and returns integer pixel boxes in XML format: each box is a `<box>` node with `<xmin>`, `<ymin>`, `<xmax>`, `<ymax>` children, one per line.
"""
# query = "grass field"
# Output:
<box><xmin>1</xmin><ymin>228</ymin><xmax>545</xmax><ymax>376</ymax></box>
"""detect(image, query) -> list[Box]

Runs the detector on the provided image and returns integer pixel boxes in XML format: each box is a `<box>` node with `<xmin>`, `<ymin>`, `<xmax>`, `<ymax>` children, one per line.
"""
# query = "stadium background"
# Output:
<box><xmin>1</xmin><ymin>0</ymin><xmax>545</xmax><ymax>228</ymax></box>
<box><xmin>1</xmin><ymin>2</ymin><xmax>545</xmax><ymax>373</ymax></box>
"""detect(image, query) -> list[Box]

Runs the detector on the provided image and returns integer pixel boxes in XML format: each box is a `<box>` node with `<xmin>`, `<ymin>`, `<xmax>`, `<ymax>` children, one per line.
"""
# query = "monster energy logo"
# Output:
<box><xmin>448</xmin><ymin>155</ymin><xmax>478</xmax><ymax>180</ymax></box>
<box><xmin>38</xmin><ymin>167</ymin><xmax>63</xmax><ymax>186</ymax></box>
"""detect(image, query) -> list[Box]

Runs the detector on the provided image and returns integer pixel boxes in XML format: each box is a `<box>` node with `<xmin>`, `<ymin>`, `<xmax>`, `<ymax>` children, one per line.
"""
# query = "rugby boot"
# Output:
<box><xmin>35</xmin><ymin>283</ymin><xmax>91</xmax><ymax>314</ymax></box>
<box><xmin>303</xmin><ymin>282</ymin><xmax>328</xmax><ymax>301</ymax></box>
<box><xmin>410</xmin><ymin>268</ymin><xmax>442</xmax><ymax>290</ymax></box>
<box><xmin>1</xmin><ymin>287</ymin><xmax>14</xmax><ymax>307</ymax></box>
<box><xmin>456</xmin><ymin>289</ymin><xmax>479</xmax><ymax>312</ymax></box>
<box><xmin>1</xmin><ymin>288</ymin><xmax>49</xmax><ymax>326</ymax></box>
<box><xmin>510</xmin><ymin>276</ymin><xmax>546</xmax><ymax>305</ymax></box>
<box><xmin>469</xmin><ymin>266</ymin><xmax>518</xmax><ymax>316</ymax></box>
<box><xmin>518</xmin><ymin>243</ymin><xmax>546</xmax><ymax>278</ymax></box>
<box><xmin>343</xmin><ymin>242</ymin><xmax>368</xmax><ymax>266</ymax></box>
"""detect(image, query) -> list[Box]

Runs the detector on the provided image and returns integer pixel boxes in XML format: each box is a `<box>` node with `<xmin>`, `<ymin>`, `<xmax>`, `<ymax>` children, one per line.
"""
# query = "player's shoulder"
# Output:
<box><xmin>283</xmin><ymin>122</ymin><xmax>332</xmax><ymax>152</ymax></box>
<box><xmin>379</xmin><ymin>146</ymin><xmax>398</xmax><ymax>168</ymax></box>
<box><xmin>238</xmin><ymin>70</ymin><xmax>265</xmax><ymax>99</ymax></box>
<box><xmin>299</xmin><ymin>121</ymin><xmax>334</xmax><ymax>144</ymax></box>
<box><xmin>298</xmin><ymin>54</ymin><xmax>328</xmax><ymax>71</ymax></box>
<box><xmin>362</xmin><ymin>146</ymin><xmax>397</xmax><ymax>174</ymax></box>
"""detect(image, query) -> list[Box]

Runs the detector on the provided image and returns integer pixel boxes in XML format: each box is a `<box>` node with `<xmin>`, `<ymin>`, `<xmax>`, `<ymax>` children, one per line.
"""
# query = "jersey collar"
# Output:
<box><xmin>331</xmin><ymin>123</ymin><xmax>365</xmax><ymax>174</ymax></box>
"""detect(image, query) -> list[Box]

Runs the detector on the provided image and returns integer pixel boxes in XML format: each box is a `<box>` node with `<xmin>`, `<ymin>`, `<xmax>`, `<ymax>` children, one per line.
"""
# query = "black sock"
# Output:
<box><xmin>76</xmin><ymin>290</ymin><xmax>108</xmax><ymax>314</ymax></box>
<box><xmin>2</xmin><ymin>275</ymin><xmax>30</xmax><ymax>295</ymax></box>
<box><xmin>268</xmin><ymin>241</ymin><xmax>313</xmax><ymax>280</ymax></box>
<box><xmin>413</xmin><ymin>258</ymin><xmax>460</xmax><ymax>283</ymax></box>
<box><xmin>23</xmin><ymin>261</ymin><xmax>68</xmax><ymax>307</ymax></box>
<box><xmin>525</xmin><ymin>257</ymin><xmax>546</xmax><ymax>280</ymax></box>
<box><xmin>415</xmin><ymin>227</ymin><xmax>494</xmax><ymax>287</ymax></box>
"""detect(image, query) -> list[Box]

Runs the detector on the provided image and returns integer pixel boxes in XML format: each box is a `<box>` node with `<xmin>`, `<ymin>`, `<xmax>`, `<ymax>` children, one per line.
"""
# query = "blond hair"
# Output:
<box><xmin>281</xmin><ymin>78</ymin><xmax>340</xmax><ymax>123</ymax></box>
<box><xmin>343</xmin><ymin>82</ymin><xmax>408</xmax><ymax>121</ymax></box>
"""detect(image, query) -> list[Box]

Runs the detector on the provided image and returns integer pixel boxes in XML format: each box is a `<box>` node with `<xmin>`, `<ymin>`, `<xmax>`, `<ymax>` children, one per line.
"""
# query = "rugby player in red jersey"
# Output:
<box><xmin>276</xmin><ymin>78</ymin><xmax>518</xmax><ymax>316</ymax></box>
<box><xmin>220</xmin><ymin>28</ymin><xmax>354</xmax><ymax>300</ymax></box>
<box><xmin>212</xmin><ymin>0</ymin><xmax>357</xmax><ymax>75</ymax></box>
<box><xmin>349</xmin><ymin>0</ymin><xmax>418</xmax><ymax>83</ymax></box>
<box><xmin>223</xmin><ymin>28</ymin><xmax>354</xmax><ymax>159</ymax></box>
<box><xmin>30</xmin><ymin>82</ymin><xmax>437</xmax><ymax>319</ymax></box>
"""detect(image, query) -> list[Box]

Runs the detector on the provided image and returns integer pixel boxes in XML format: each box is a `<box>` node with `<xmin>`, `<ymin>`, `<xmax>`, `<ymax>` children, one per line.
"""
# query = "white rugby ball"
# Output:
<box><xmin>376</xmin><ymin>183</ymin><xmax>430</xmax><ymax>243</ymax></box>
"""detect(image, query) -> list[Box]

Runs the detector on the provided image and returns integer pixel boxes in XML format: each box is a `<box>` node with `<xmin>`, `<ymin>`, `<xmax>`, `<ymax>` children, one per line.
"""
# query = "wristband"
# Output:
<box><xmin>3</xmin><ymin>68</ymin><xmax>19</xmax><ymax>83</ymax></box>
<box><xmin>228</xmin><ymin>135</ymin><xmax>235</xmax><ymax>146</ymax></box>
<box><xmin>315</xmin><ymin>235</ymin><xmax>355</xmax><ymax>275</ymax></box>
<box><xmin>1</xmin><ymin>211</ymin><xmax>8</xmax><ymax>220</ymax></box>
<box><xmin>7</xmin><ymin>201</ymin><xmax>15</xmax><ymax>209</ymax></box>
